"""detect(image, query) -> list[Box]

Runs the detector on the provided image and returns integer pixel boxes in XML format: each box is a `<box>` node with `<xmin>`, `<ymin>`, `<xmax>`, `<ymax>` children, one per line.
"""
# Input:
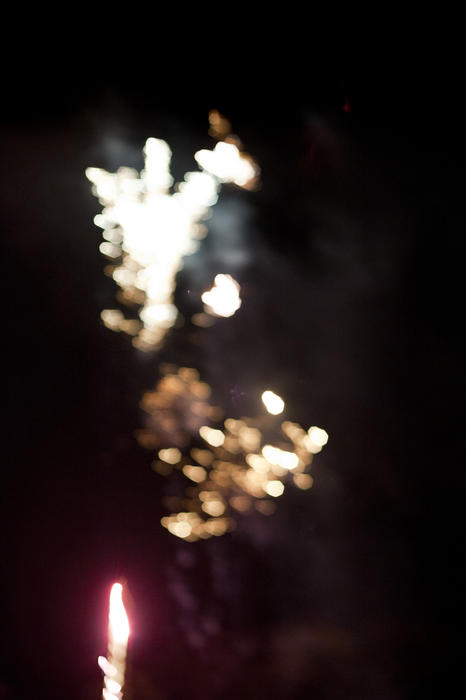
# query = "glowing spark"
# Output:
<box><xmin>158</xmin><ymin>448</ymin><xmax>181</xmax><ymax>464</ymax></box>
<box><xmin>201</xmin><ymin>499</ymin><xmax>226</xmax><ymax>516</ymax></box>
<box><xmin>169</xmin><ymin>521</ymin><xmax>192</xmax><ymax>538</ymax></box>
<box><xmin>237</xmin><ymin>426</ymin><xmax>261</xmax><ymax>451</ymax></box>
<box><xmin>261</xmin><ymin>390</ymin><xmax>285</xmax><ymax>415</ymax></box>
<box><xmin>304</xmin><ymin>426</ymin><xmax>329</xmax><ymax>453</ymax></box>
<box><xmin>262</xmin><ymin>445</ymin><xmax>299</xmax><ymax>470</ymax></box>
<box><xmin>195</xmin><ymin>141</ymin><xmax>258</xmax><ymax>188</ymax></box>
<box><xmin>265</xmin><ymin>480</ymin><xmax>285</xmax><ymax>497</ymax></box>
<box><xmin>99</xmin><ymin>583</ymin><xmax>130</xmax><ymax>700</ymax></box>
<box><xmin>98</xmin><ymin>657</ymin><xmax>117</xmax><ymax>677</ymax></box>
<box><xmin>103</xmin><ymin>690</ymin><xmax>120</xmax><ymax>700</ymax></box>
<box><xmin>109</xmin><ymin>583</ymin><xmax>129</xmax><ymax>649</ymax></box>
<box><xmin>246</xmin><ymin>453</ymin><xmax>269</xmax><ymax>473</ymax></box>
<box><xmin>199</xmin><ymin>425</ymin><xmax>225</xmax><ymax>447</ymax></box>
<box><xmin>201</xmin><ymin>274</ymin><xmax>242</xmax><ymax>318</ymax></box>
<box><xmin>308</xmin><ymin>426</ymin><xmax>329</xmax><ymax>447</ymax></box>
<box><xmin>208</xmin><ymin>109</ymin><xmax>232</xmax><ymax>139</ymax></box>
<box><xmin>182</xmin><ymin>465</ymin><xmax>207</xmax><ymax>482</ymax></box>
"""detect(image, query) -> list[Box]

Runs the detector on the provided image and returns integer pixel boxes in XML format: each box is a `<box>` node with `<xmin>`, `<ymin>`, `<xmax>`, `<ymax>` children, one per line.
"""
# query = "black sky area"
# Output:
<box><xmin>1</xmin><ymin>58</ymin><xmax>463</xmax><ymax>700</ymax></box>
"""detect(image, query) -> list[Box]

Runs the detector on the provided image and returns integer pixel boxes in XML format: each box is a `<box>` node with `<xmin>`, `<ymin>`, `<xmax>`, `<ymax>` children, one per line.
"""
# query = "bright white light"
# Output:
<box><xmin>99</xmin><ymin>241</ymin><xmax>121</xmax><ymax>258</ymax></box>
<box><xmin>308</xmin><ymin>426</ymin><xmax>329</xmax><ymax>447</ymax></box>
<box><xmin>195</xmin><ymin>141</ymin><xmax>258</xmax><ymax>187</ymax></box>
<box><xmin>99</xmin><ymin>583</ymin><xmax>129</xmax><ymax>700</ymax></box>
<box><xmin>143</xmin><ymin>138</ymin><xmax>173</xmax><ymax>192</ymax></box>
<box><xmin>98</xmin><ymin>656</ymin><xmax>117</xmax><ymax>677</ymax></box>
<box><xmin>140</xmin><ymin>303</ymin><xmax>177</xmax><ymax>329</ymax></box>
<box><xmin>304</xmin><ymin>426</ymin><xmax>329</xmax><ymax>453</ymax></box>
<box><xmin>261</xmin><ymin>390</ymin><xmax>285</xmax><ymax>415</ymax></box>
<box><xmin>105</xmin><ymin>678</ymin><xmax>122</xmax><ymax>695</ymax></box>
<box><xmin>87</xmin><ymin>138</ymin><xmax>221</xmax><ymax>350</ymax></box>
<box><xmin>109</xmin><ymin>583</ymin><xmax>130</xmax><ymax>647</ymax></box>
<box><xmin>103</xmin><ymin>689</ymin><xmax>121</xmax><ymax>700</ymax></box>
<box><xmin>265</xmin><ymin>480</ymin><xmax>285</xmax><ymax>497</ymax></box>
<box><xmin>262</xmin><ymin>445</ymin><xmax>299</xmax><ymax>470</ymax></box>
<box><xmin>201</xmin><ymin>274</ymin><xmax>241</xmax><ymax>318</ymax></box>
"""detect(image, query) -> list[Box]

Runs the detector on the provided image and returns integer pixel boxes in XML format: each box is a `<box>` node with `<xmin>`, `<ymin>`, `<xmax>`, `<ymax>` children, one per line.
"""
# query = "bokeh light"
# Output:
<box><xmin>137</xmin><ymin>366</ymin><xmax>328</xmax><ymax>541</ymax></box>
<box><xmin>201</xmin><ymin>274</ymin><xmax>242</xmax><ymax>318</ymax></box>
<box><xmin>261</xmin><ymin>390</ymin><xmax>285</xmax><ymax>415</ymax></box>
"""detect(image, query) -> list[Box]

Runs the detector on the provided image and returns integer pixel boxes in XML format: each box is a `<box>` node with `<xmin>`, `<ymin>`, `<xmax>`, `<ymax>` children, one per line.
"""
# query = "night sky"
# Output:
<box><xmin>1</xmin><ymin>58</ymin><xmax>463</xmax><ymax>700</ymax></box>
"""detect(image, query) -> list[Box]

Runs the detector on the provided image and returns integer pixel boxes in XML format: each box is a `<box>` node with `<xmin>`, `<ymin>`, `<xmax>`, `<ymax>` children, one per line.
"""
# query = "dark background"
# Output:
<box><xmin>1</xmin><ymin>55</ymin><xmax>463</xmax><ymax>699</ymax></box>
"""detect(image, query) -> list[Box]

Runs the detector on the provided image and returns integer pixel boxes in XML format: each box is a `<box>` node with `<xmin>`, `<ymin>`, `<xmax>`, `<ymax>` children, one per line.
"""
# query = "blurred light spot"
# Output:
<box><xmin>199</xmin><ymin>490</ymin><xmax>220</xmax><ymax>502</ymax></box>
<box><xmin>191</xmin><ymin>381</ymin><xmax>211</xmax><ymax>399</ymax></box>
<box><xmin>261</xmin><ymin>390</ymin><xmax>285</xmax><ymax>415</ymax></box>
<box><xmin>158</xmin><ymin>447</ymin><xmax>181</xmax><ymax>464</ymax></box>
<box><xmin>152</xmin><ymin>461</ymin><xmax>173</xmax><ymax>475</ymax></box>
<box><xmin>195</xmin><ymin>141</ymin><xmax>259</xmax><ymax>188</ymax></box>
<box><xmin>308</xmin><ymin>426</ymin><xmax>329</xmax><ymax>446</ymax></box>
<box><xmin>103</xmin><ymin>690</ymin><xmax>120</xmax><ymax>700</ymax></box>
<box><xmin>238</xmin><ymin>426</ymin><xmax>261</xmax><ymax>452</ymax></box>
<box><xmin>101</xmin><ymin>309</ymin><xmax>125</xmax><ymax>331</ymax></box>
<box><xmin>201</xmin><ymin>274</ymin><xmax>241</xmax><ymax>318</ymax></box>
<box><xmin>204</xmin><ymin>517</ymin><xmax>230</xmax><ymax>536</ymax></box>
<box><xmin>190</xmin><ymin>448</ymin><xmax>214</xmax><ymax>466</ymax></box>
<box><xmin>98</xmin><ymin>657</ymin><xmax>117</xmax><ymax>677</ymax></box>
<box><xmin>182</xmin><ymin>465</ymin><xmax>207</xmax><ymax>483</ymax></box>
<box><xmin>168</xmin><ymin>521</ymin><xmax>192</xmax><ymax>538</ymax></box>
<box><xmin>262</xmin><ymin>445</ymin><xmax>299</xmax><ymax>470</ymax></box>
<box><xmin>105</xmin><ymin>678</ymin><xmax>122</xmax><ymax>695</ymax></box>
<box><xmin>265</xmin><ymin>480</ymin><xmax>285</xmax><ymax>497</ymax></box>
<box><xmin>223</xmin><ymin>435</ymin><xmax>241</xmax><ymax>453</ymax></box>
<box><xmin>99</xmin><ymin>241</ymin><xmax>121</xmax><ymax>259</ymax></box>
<box><xmin>245</xmin><ymin>453</ymin><xmax>269</xmax><ymax>473</ymax></box>
<box><xmin>304</xmin><ymin>426</ymin><xmax>329</xmax><ymax>453</ymax></box>
<box><xmin>293</xmin><ymin>473</ymin><xmax>314</xmax><ymax>490</ymax></box>
<box><xmin>199</xmin><ymin>426</ymin><xmax>225</xmax><ymax>447</ymax></box>
<box><xmin>281</xmin><ymin>420</ymin><xmax>307</xmax><ymax>441</ymax></box>
<box><xmin>229</xmin><ymin>495</ymin><xmax>251</xmax><ymax>512</ymax></box>
<box><xmin>255</xmin><ymin>500</ymin><xmax>276</xmax><ymax>515</ymax></box>
<box><xmin>208</xmin><ymin>109</ymin><xmax>232</xmax><ymax>139</ymax></box>
<box><xmin>191</xmin><ymin>312</ymin><xmax>215</xmax><ymax>327</ymax></box>
<box><xmin>109</xmin><ymin>583</ymin><xmax>130</xmax><ymax>646</ymax></box>
<box><xmin>224</xmin><ymin>418</ymin><xmax>245</xmax><ymax>435</ymax></box>
<box><xmin>201</xmin><ymin>499</ymin><xmax>225</xmax><ymax>516</ymax></box>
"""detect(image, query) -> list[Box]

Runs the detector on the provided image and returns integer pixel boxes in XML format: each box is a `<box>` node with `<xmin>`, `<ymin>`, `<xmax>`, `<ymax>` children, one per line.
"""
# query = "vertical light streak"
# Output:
<box><xmin>99</xmin><ymin>582</ymin><xmax>130</xmax><ymax>700</ymax></box>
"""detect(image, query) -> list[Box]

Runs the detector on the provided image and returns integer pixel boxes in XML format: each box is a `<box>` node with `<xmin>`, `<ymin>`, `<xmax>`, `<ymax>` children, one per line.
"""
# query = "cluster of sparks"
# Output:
<box><xmin>88</xmin><ymin>112</ymin><xmax>329</xmax><ymax>544</ymax></box>
<box><xmin>86</xmin><ymin>111</ymin><xmax>258</xmax><ymax>350</ymax></box>
<box><xmin>98</xmin><ymin>582</ymin><xmax>130</xmax><ymax>700</ymax></box>
<box><xmin>137</xmin><ymin>366</ymin><xmax>328</xmax><ymax>542</ymax></box>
